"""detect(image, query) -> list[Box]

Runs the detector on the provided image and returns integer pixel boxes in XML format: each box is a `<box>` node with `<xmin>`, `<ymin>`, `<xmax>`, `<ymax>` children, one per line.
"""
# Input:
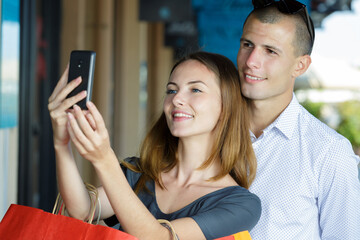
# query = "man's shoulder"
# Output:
<box><xmin>297</xmin><ymin>104</ymin><xmax>345</xmax><ymax>143</ymax></box>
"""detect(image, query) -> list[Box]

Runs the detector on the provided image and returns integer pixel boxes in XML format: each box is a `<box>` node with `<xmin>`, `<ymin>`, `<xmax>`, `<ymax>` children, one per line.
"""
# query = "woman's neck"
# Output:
<box><xmin>170</xmin><ymin>136</ymin><xmax>220</xmax><ymax>186</ymax></box>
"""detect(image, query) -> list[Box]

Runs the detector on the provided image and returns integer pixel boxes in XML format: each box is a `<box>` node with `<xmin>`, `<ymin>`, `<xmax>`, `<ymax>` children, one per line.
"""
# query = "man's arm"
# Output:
<box><xmin>318</xmin><ymin>138</ymin><xmax>360</xmax><ymax>239</ymax></box>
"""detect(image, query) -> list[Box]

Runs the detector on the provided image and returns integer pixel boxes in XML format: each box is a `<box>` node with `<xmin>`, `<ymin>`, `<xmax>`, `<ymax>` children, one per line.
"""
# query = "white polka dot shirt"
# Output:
<box><xmin>249</xmin><ymin>95</ymin><xmax>360</xmax><ymax>240</ymax></box>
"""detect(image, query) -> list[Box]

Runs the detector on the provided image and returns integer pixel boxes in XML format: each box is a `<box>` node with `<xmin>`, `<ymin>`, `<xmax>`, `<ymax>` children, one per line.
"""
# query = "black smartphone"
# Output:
<box><xmin>67</xmin><ymin>50</ymin><xmax>96</xmax><ymax>109</ymax></box>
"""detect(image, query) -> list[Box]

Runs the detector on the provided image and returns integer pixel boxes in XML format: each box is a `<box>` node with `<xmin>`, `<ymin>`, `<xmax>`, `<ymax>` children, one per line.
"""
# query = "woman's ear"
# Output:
<box><xmin>293</xmin><ymin>55</ymin><xmax>312</xmax><ymax>78</ymax></box>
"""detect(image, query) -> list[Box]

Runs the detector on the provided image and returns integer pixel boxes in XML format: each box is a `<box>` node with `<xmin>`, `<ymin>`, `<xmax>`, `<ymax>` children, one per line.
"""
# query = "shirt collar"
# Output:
<box><xmin>269</xmin><ymin>93</ymin><xmax>301</xmax><ymax>140</ymax></box>
<box><xmin>250</xmin><ymin>94</ymin><xmax>302</xmax><ymax>141</ymax></box>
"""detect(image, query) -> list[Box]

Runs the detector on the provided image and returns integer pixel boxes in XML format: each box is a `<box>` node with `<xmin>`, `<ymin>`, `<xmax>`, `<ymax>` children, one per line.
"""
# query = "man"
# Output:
<box><xmin>237</xmin><ymin>0</ymin><xmax>360</xmax><ymax>239</ymax></box>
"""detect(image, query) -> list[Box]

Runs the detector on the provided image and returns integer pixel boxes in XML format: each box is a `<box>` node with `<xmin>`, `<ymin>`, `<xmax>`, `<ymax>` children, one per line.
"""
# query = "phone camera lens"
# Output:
<box><xmin>78</xmin><ymin>60</ymin><xmax>83</xmax><ymax>68</ymax></box>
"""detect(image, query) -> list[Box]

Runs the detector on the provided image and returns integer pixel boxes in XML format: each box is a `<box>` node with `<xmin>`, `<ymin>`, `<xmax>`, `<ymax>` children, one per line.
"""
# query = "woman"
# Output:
<box><xmin>48</xmin><ymin>51</ymin><xmax>261</xmax><ymax>240</ymax></box>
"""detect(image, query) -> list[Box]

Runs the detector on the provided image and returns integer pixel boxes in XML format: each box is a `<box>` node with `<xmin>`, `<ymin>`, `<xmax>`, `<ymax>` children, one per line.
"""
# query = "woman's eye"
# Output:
<box><xmin>192</xmin><ymin>88</ymin><xmax>202</xmax><ymax>93</ymax></box>
<box><xmin>166</xmin><ymin>89</ymin><xmax>177</xmax><ymax>94</ymax></box>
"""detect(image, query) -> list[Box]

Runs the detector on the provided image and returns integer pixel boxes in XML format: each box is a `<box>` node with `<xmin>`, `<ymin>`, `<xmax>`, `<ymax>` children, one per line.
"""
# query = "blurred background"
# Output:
<box><xmin>0</xmin><ymin>0</ymin><xmax>359</xmax><ymax>219</ymax></box>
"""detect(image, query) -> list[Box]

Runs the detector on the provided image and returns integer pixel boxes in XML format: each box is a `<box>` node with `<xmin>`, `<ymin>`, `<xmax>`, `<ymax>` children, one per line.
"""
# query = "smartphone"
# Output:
<box><xmin>67</xmin><ymin>50</ymin><xmax>96</xmax><ymax>109</ymax></box>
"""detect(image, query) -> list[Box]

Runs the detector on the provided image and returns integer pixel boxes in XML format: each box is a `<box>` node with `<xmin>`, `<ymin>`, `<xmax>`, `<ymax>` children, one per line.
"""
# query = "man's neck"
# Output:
<box><xmin>249</xmin><ymin>95</ymin><xmax>293</xmax><ymax>138</ymax></box>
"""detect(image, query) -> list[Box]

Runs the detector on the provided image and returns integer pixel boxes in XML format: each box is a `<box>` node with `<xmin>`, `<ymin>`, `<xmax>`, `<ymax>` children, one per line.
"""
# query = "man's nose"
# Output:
<box><xmin>246</xmin><ymin>48</ymin><xmax>262</xmax><ymax>70</ymax></box>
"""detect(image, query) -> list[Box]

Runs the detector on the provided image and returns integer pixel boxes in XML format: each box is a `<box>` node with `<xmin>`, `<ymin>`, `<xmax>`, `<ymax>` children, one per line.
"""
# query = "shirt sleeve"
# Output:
<box><xmin>318</xmin><ymin>138</ymin><xmax>360</xmax><ymax>239</ymax></box>
<box><xmin>191</xmin><ymin>188</ymin><xmax>261</xmax><ymax>240</ymax></box>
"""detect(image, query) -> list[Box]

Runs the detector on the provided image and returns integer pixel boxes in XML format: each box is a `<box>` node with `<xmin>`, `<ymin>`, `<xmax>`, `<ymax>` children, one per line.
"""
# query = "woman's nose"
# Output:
<box><xmin>172</xmin><ymin>92</ymin><xmax>185</xmax><ymax>107</ymax></box>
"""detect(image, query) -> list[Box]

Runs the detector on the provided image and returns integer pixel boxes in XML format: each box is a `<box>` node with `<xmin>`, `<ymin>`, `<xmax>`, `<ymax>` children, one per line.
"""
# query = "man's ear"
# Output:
<box><xmin>293</xmin><ymin>55</ymin><xmax>311</xmax><ymax>78</ymax></box>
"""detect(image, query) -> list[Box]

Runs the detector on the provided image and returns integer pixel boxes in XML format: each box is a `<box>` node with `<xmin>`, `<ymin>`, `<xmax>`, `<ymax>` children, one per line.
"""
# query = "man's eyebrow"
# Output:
<box><xmin>240</xmin><ymin>37</ymin><xmax>252</xmax><ymax>43</ymax></box>
<box><xmin>264</xmin><ymin>44</ymin><xmax>283</xmax><ymax>54</ymax></box>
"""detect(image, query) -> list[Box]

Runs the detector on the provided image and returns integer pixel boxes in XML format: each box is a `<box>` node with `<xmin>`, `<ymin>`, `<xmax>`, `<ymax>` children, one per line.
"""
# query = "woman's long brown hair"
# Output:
<box><xmin>122</xmin><ymin>51</ymin><xmax>256</xmax><ymax>192</ymax></box>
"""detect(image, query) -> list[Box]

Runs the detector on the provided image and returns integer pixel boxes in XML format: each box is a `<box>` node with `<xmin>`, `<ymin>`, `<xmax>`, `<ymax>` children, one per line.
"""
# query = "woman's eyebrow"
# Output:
<box><xmin>188</xmin><ymin>80</ymin><xmax>207</xmax><ymax>86</ymax></box>
<box><xmin>166</xmin><ymin>82</ymin><xmax>177</xmax><ymax>87</ymax></box>
<box><xmin>167</xmin><ymin>80</ymin><xmax>207</xmax><ymax>87</ymax></box>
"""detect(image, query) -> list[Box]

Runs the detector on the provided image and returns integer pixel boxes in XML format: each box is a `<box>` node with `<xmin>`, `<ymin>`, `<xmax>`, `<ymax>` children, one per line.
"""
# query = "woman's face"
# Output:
<box><xmin>164</xmin><ymin>60</ymin><xmax>222</xmax><ymax>140</ymax></box>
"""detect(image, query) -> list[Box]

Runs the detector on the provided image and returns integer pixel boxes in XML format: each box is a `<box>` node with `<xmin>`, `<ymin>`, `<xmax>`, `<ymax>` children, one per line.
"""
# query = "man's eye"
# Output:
<box><xmin>166</xmin><ymin>89</ymin><xmax>177</xmax><ymax>94</ymax></box>
<box><xmin>242</xmin><ymin>42</ymin><xmax>253</xmax><ymax>48</ymax></box>
<box><xmin>267</xmin><ymin>49</ymin><xmax>277</xmax><ymax>55</ymax></box>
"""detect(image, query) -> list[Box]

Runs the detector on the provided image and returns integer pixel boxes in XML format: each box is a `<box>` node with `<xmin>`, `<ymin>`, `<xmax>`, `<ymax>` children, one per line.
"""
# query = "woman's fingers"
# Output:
<box><xmin>48</xmin><ymin>77</ymin><xmax>84</xmax><ymax>111</ymax></box>
<box><xmin>86</xmin><ymin>101</ymin><xmax>107</xmax><ymax>133</ymax></box>
<box><xmin>85</xmin><ymin>111</ymin><xmax>97</xmax><ymax>130</ymax></box>
<box><xmin>72</xmin><ymin>104</ymin><xmax>96</xmax><ymax>140</ymax></box>
<box><xmin>48</xmin><ymin>64</ymin><xmax>87</xmax><ymax>113</ymax></box>
<box><xmin>48</xmin><ymin>90</ymin><xmax>87</xmax><ymax>128</ymax></box>
<box><xmin>67</xmin><ymin>112</ymin><xmax>93</xmax><ymax>153</ymax></box>
<box><xmin>67</xmin><ymin>115</ymin><xmax>88</xmax><ymax>154</ymax></box>
<box><xmin>49</xmin><ymin>64</ymin><xmax>85</xmax><ymax>108</ymax></box>
<box><xmin>76</xmin><ymin>102</ymin><xmax>110</xmax><ymax>151</ymax></box>
<box><xmin>48</xmin><ymin>64</ymin><xmax>69</xmax><ymax>103</ymax></box>
<box><xmin>66</xmin><ymin>102</ymin><xmax>114</xmax><ymax>163</ymax></box>
<box><xmin>48</xmin><ymin>66</ymin><xmax>89</xmax><ymax>148</ymax></box>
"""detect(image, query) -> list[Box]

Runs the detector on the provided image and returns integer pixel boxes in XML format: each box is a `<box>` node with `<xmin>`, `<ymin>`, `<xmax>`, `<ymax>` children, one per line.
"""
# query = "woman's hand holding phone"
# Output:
<box><xmin>66</xmin><ymin>101</ymin><xmax>114</xmax><ymax>166</ymax></box>
<box><xmin>48</xmin><ymin>65</ymin><xmax>88</xmax><ymax>148</ymax></box>
<box><xmin>48</xmin><ymin>50</ymin><xmax>96</xmax><ymax>148</ymax></box>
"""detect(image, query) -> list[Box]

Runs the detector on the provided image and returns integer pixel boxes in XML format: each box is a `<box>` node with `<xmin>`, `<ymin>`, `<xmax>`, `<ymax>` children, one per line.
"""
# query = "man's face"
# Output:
<box><xmin>237</xmin><ymin>15</ymin><xmax>301</xmax><ymax>105</ymax></box>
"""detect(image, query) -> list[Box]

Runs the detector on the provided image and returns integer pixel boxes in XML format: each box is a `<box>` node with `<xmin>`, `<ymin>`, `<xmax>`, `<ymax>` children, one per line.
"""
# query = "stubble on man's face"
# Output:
<box><xmin>237</xmin><ymin>16</ymin><xmax>299</xmax><ymax>106</ymax></box>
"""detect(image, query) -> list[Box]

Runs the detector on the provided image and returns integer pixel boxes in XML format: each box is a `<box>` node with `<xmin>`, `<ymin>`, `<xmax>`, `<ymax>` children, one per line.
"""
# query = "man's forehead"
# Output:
<box><xmin>244</xmin><ymin>14</ymin><xmax>296</xmax><ymax>38</ymax></box>
<box><xmin>242</xmin><ymin>17</ymin><xmax>297</xmax><ymax>55</ymax></box>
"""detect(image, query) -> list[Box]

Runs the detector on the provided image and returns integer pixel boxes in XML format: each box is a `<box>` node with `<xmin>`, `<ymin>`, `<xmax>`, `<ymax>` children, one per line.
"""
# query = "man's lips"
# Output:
<box><xmin>245</xmin><ymin>74</ymin><xmax>266</xmax><ymax>83</ymax></box>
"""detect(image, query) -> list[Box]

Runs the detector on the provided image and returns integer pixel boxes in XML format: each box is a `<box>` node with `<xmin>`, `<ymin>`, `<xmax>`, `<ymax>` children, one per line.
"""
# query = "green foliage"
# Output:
<box><xmin>301</xmin><ymin>100</ymin><xmax>360</xmax><ymax>152</ymax></box>
<box><xmin>301</xmin><ymin>101</ymin><xmax>324</xmax><ymax>118</ymax></box>
<box><xmin>337</xmin><ymin>101</ymin><xmax>360</xmax><ymax>148</ymax></box>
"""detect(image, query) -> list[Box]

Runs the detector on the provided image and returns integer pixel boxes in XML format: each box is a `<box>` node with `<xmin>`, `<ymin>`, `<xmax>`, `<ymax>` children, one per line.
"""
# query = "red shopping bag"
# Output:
<box><xmin>0</xmin><ymin>204</ymin><xmax>138</xmax><ymax>240</ymax></box>
<box><xmin>214</xmin><ymin>230</ymin><xmax>252</xmax><ymax>240</ymax></box>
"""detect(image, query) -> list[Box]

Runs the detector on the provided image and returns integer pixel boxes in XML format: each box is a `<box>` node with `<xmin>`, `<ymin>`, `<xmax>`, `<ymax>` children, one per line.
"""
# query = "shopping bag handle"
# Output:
<box><xmin>52</xmin><ymin>183</ymin><xmax>100</xmax><ymax>224</ymax></box>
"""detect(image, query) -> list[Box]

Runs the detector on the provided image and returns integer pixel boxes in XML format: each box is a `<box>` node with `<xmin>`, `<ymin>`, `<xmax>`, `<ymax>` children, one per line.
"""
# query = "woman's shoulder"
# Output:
<box><xmin>205</xmin><ymin>186</ymin><xmax>260</xmax><ymax>207</ymax></box>
<box><xmin>121</xmin><ymin>157</ymin><xmax>143</xmax><ymax>187</ymax></box>
<box><xmin>188</xmin><ymin>186</ymin><xmax>261</xmax><ymax>239</ymax></box>
<box><xmin>183</xmin><ymin>185</ymin><xmax>261</xmax><ymax>219</ymax></box>
<box><xmin>122</xmin><ymin>156</ymin><xmax>140</xmax><ymax>165</ymax></box>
